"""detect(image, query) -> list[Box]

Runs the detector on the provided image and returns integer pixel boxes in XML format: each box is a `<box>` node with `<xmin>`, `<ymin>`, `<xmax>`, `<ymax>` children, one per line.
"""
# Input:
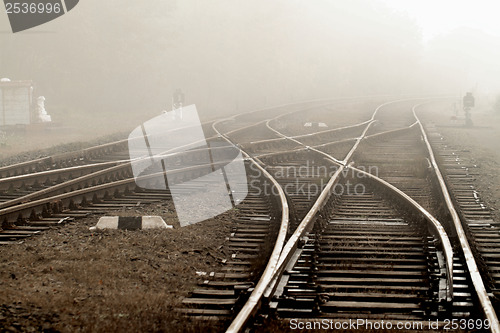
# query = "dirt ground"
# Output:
<box><xmin>0</xmin><ymin>200</ymin><xmax>234</xmax><ymax>332</ymax></box>
<box><xmin>419</xmin><ymin>102</ymin><xmax>500</xmax><ymax>221</ymax></box>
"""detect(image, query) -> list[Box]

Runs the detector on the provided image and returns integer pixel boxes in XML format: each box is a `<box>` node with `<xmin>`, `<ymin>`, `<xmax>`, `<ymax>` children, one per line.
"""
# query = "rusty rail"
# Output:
<box><xmin>413</xmin><ymin>103</ymin><xmax>500</xmax><ymax>333</ymax></box>
<box><xmin>212</xmin><ymin>116</ymin><xmax>290</xmax><ymax>333</ymax></box>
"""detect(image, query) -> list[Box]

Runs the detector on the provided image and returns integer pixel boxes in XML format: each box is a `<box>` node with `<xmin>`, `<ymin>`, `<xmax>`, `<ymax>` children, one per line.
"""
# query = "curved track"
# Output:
<box><xmin>1</xmin><ymin>98</ymin><xmax>499</xmax><ymax>332</ymax></box>
<box><xmin>225</xmin><ymin>99</ymin><xmax>500</xmax><ymax>333</ymax></box>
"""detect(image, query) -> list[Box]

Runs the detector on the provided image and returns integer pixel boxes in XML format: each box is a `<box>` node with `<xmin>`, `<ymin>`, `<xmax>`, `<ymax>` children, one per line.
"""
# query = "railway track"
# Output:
<box><xmin>1</xmin><ymin>98</ymin><xmax>499</xmax><ymax>332</ymax></box>
<box><xmin>275</xmin><ymin>185</ymin><xmax>452</xmax><ymax>320</ymax></box>
<box><xmin>419</xmin><ymin>108</ymin><xmax>500</xmax><ymax>313</ymax></box>
<box><xmin>223</xmin><ymin>99</ymin><xmax>500</xmax><ymax>333</ymax></box>
<box><xmin>0</xmin><ymin>99</ymin><xmax>349</xmax><ymax>242</ymax></box>
<box><xmin>0</xmin><ymin>119</ymin><xmax>225</xmax><ymax>208</ymax></box>
<box><xmin>0</xmin><ymin>109</ymin><xmax>284</xmax><ymax>243</ymax></box>
<box><xmin>179</xmin><ymin>101</ymin><xmax>366</xmax><ymax>320</ymax></box>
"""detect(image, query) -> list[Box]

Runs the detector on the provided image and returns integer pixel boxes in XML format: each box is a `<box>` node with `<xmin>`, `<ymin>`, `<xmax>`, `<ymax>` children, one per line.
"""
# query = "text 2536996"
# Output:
<box><xmin>5</xmin><ymin>2</ymin><xmax>61</xmax><ymax>14</ymax></box>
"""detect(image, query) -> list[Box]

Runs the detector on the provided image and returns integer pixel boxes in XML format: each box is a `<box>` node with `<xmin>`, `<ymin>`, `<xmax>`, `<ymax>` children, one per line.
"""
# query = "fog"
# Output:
<box><xmin>1</xmin><ymin>0</ymin><xmax>500</xmax><ymax>130</ymax></box>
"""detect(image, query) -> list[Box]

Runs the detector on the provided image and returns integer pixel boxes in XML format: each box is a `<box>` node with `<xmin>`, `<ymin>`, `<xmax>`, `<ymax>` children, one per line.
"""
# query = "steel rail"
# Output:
<box><xmin>363</xmin><ymin>120</ymin><xmax>419</xmax><ymax>139</ymax></box>
<box><xmin>212</xmin><ymin>117</ymin><xmax>290</xmax><ymax>333</ymax></box>
<box><xmin>259</xmin><ymin>105</ymin><xmax>420</xmax><ymax>162</ymax></box>
<box><xmin>257</xmin><ymin>118</ymin><xmax>454</xmax><ymax>298</ymax></box>
<box><xmin>0</xmin><ymin>118</ymin><xmax>219</xmax><ymax>178</ymax></box>
<box><xmin>0</xmin><ymin>96</ymin><xmax>387</xmax><ymax>179</ymax></box>
<box><xmin>0</xmin><ymin>139</ymin><xmax>130</xmax><ymax>177</ymax></box>
<box><xmin>0</xmin><ymin>140</ymin><xmax>243</xmax><ymax>210</ymax></box>
<box><xmin>265</xmin><ymin>119</ymin><xmax>345</xmax><ymax>166</ymax></box>
<box><xmin>0</xmin><ymin>98</ymin><xmax>368</xmax><ymax>180</ymax></box>
<box><xmin>0</xmin><ymin>158</ymin><xmax>241</xmax><ymax>223</ymax></box>
<box><xmin>227</xmin><ymin>100</ymin><xmax>390</xmax><ymax>333</ymax></box>
<box><xmin>0</xmin><ymin>163</ymin><xmax>134</xmax><ymax>210</ymax></box>
<box><xmin>218</xmin><ymin>96</ymin><xmax>399</xmax><ymax>147</ymax></box>
<box><xmin>248</xmin><ymin>119</ymin><xmax>371</xmax><ymax>145</ymax></box>
<box><xmin>212</xmin><ymin>99</ymin><xmax>371</xmax><ymax>331</ymax></box>
<box><xmin>219</xmin><ymin>102</ymin><xmax>340</xmax><ymax>141</ymax></box>
<box><xmin>223</xmin><ymin>101</ymin><xmax>390</xmax><ymax>333</ymax></box>
<box><xmin>0</xmin><ymin>161</ymin><xmax>122</xmax><ymax>185</ymax></box>
<box><xmin>0</xmin><ymin>143</ymin><xmax>231</xmax><ymax>186</ymax></box>
<box><xmin>214</xmin><ymin>101</ymin><xmax>359</xmax><ymax>148</ymax></box>
<box><xmin>263</xmin><ymin>100</ymin><xmax>406</xmax><ymax>167</ymax></box>
<box><xmin>227</xmin><ymin>98</ymin><xmax>455</xmax><ymax>332</ymax></box>
<box><xmin>348</xmin><ymin>164</ymin><xmax>453</xmax><ymax>300</ymax></box>
<box><xmin>254</xmin><ymin>137</ymin><xmax>357</xmax><ymax>159</ymax></box>
<box><xmin>413</xmin><ymin>103</ymin><xmax>500</xmax><ymax>333</ymax></box>
<box><xmin>0</xmin><ymin>101</ymin><xmax>335</xmax><ymax>212</ymax></box>
<box><xmin>254</xmin><ymin>123</ymin><xmax>419</xmax><ymax>160</ymax></box>
<box><xmin>261</xmin><ymin>100</ymin><xmax>436</xmax><ymax>295</ymax></box>
<box><xmin>266</xmin><ymin>100</ymin><xmax>412</xmax><ymax>166</ymax></box>
<box><xmin>157</xmin><ymin>100</ymin><xmax>339</xmax><ymax>155</ymax></box>
<box><xmin>0</xmin><ymin>100</ymin><xmax>336</xmax><ymax>219</ymax></box>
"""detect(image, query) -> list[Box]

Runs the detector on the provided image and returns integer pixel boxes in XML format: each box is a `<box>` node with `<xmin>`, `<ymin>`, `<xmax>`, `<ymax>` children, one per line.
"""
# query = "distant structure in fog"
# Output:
<box><xmin>0</xmin><ymin>79</ymin><xmax>51</xmax><ymax>127</ymax></box>
<box><xmin>463</xmin><ymin>92</ymin><xmax>475</xmax><ymax>127</ymax></box>
<box><xmin>172</xmin><ymin>89</ymin><xmax>185</xmax><ymax>120</ymax></box>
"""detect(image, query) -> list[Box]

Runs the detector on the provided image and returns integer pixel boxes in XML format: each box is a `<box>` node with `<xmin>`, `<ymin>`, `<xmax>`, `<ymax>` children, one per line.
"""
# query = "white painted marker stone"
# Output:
<box><xmin>89</xmin><ymin>216</ymin><xmax>173</xmax><ymax>231</ymax></box>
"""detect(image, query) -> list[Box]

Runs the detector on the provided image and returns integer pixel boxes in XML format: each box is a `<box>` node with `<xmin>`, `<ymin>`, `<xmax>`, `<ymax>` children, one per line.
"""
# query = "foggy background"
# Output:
<box><xmin>1</xmin><ymin>0</ymin><xmax>500</xmax><ymax>132</ymax></box>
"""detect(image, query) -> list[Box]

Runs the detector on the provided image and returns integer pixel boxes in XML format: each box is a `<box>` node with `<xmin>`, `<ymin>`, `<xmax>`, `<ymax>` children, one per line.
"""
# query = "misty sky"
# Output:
<box><xmin>381</xmin><ymin>0</ymin><xmax>500</xmax><ymax>41</ymax></box>
<box><xmin>1</xmin><ymin>0</ymin><xmax>500</xmax><ymax>129</ymax></box>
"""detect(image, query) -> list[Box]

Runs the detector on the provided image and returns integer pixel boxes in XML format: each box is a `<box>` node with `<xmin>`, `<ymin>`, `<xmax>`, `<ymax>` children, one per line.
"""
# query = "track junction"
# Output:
<box><xmin>0</xmin><ymin>97</ymin><xmax>499</xmax><ymax>332</ymax></box>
